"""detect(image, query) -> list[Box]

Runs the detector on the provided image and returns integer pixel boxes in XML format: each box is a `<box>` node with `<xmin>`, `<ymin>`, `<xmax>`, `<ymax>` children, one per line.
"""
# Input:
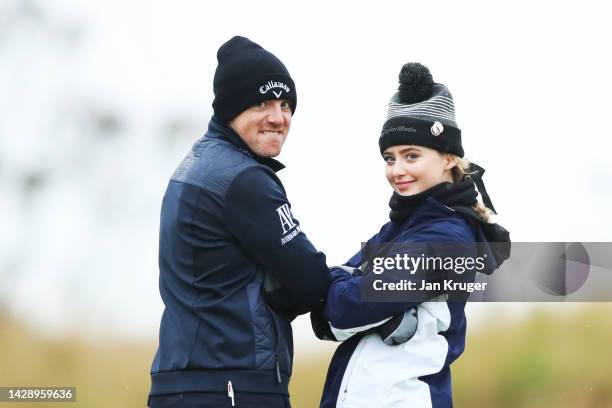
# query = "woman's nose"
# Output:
<box><xmin>392</xmin><ymin>162</ymin><xmax>406</xmax><ymax>177</ymax></box>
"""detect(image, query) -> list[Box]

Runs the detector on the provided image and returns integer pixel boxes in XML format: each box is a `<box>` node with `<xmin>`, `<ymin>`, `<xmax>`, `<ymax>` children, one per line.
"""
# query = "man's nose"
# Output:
<box><xmin>266</xmin><ymin>102</ymin><xmax>284</xmax><ymax>125</ymax></box>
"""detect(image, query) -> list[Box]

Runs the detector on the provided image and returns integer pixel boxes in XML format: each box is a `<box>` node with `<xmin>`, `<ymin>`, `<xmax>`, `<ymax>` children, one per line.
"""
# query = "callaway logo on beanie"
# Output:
<box><xmin>212</xmin><ymin>36</ymin><xmax>297</xmax><ymax>123</ymax></box>
<box><xmin>379</xmin><ymin>62</ymin><xmax>464</xmax><ymax>157</ymax></box>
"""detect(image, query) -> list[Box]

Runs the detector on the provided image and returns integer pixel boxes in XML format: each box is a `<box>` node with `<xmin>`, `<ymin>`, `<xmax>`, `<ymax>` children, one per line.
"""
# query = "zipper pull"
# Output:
<box><xmin>227</xmin><ymin>381</ymin><xmax>235</xmax><ymax>407</ymax></box>
<box><xmin>275</xmin><ymin>355</ymin><xmax>282</xmax><ymax>384</ymax></box>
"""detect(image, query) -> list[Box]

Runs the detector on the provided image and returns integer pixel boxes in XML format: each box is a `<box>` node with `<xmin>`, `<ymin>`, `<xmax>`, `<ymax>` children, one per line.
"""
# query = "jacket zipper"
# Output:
<box><xmin>265</xmin><ymin>303</ymin><xmax>283</xmax><ymax>384</ymax></box>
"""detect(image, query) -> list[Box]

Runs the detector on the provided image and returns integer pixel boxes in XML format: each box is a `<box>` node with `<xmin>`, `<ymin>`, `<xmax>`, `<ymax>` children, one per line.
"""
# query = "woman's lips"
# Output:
<box><xmin>394</xmin><ymin>180</ymin><xmax>415</xmax><ymax>190</ymax></box>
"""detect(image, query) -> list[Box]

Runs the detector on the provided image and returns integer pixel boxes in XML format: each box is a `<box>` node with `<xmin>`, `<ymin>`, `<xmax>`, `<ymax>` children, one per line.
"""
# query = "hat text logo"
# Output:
<box><xmin>260</xmin><ymin>81</ymin><xmax>290</xmax><ymax>99</ymax></box>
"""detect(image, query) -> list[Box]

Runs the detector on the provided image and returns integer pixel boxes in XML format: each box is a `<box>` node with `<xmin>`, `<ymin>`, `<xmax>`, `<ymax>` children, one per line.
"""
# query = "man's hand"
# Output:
<box><xmin>310</xmin><ymin>302</ymin><xmax>338</xmax><ymax>341</ymax></box>
<box><xmin>262</xmin><ymin>273</ymin><xmax>300</xmax><ymax>320</ymax></box>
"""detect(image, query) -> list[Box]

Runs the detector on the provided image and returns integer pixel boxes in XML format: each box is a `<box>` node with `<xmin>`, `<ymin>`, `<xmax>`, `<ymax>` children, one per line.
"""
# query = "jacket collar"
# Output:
<box><xmin>404</xmin><ymin>196</ymin><xmax>458</xmax><ymax>227</ymax></box>
<box><xmin>389</xmin><ymin>180</ymin><xmax>478</xmax><ymax>224</ymax></box>
<box><xmin>374</xmin><ymin>196</ymin><xmax>460</xmax><ymax>254</ymax></box>
<box><xmin>206</xmin><ymin>116</ymin><xmax>285</xmax><ymax>173</ymax></box>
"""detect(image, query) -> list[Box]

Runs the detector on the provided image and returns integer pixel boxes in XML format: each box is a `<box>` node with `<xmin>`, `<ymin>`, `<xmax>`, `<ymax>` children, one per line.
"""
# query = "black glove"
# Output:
<box><xmin>310</xmin><ymin>301</ymin><xmax>337</xmax><ymax>341</ymax></box>
<box><xmin>262</xmin><ymin>273</ymin><xmax>301</xmax><ymax>321</ymax></box>
<box><xmin>375</xmin><ymin>308</ymin><xmax>418</xmax><ymax>345</ymax></box>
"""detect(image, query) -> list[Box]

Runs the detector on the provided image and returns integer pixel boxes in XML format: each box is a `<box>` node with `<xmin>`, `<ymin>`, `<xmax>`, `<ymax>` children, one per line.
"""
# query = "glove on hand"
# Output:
<box><xmin>262</xmin><ymin>273</ymin><xmax>301</xmax><ymax>320</ymax></box>
<box><xmin>376</xmin><ymin>308</ymin><xmax>418</xmax><ymax>345</ymax></box>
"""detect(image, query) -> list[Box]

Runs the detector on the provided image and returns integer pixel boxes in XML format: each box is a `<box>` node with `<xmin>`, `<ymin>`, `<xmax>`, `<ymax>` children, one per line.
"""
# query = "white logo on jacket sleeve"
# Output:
<box><xmin>276</xmin><ymin>203</ymin><xmax>296</xmax><ymax>234</ymax></box>
<box><xmin>276</xmin><ymin>203</ymin><xmax>301</xmax><ymax>245</ymax></box>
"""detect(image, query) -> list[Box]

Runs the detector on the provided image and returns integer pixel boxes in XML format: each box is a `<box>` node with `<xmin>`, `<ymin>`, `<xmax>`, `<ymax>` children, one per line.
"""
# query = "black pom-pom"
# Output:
<box><xmin>398</xmin><ymin>62</ymin><xmax>434</xmax><ymax>104</ymax></box>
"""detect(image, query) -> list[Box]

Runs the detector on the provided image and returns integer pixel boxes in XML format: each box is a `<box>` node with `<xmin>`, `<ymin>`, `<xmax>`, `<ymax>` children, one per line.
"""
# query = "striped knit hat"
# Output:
<box><xmin>379</xmin><ymin>62</ymin><xmax>464</xmax><ymax>157</ymax></box>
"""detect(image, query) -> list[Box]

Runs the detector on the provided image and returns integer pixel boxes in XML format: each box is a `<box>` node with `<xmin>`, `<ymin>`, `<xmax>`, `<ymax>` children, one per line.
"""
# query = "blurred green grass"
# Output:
<box><xmin>453</xmin><ymin>305</ymin><xmax>612</xmax><ymax>408</ymax></box>
<box><xmin>1</xmin><ymin>305</ymin><xmax>611</xmax><ymax>408</ymax></box>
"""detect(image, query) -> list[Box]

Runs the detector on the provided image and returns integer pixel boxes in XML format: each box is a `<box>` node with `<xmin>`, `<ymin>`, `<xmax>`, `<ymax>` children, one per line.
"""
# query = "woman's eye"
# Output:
<box><xmin>383</xmin><ymin>156</ymin><xmax>394</xmax><ymax>164</ymax></box>
<box><xmin>406</xmin><ymin>154</ymin><xmax>418</xmax><ymax>161</ymax></box>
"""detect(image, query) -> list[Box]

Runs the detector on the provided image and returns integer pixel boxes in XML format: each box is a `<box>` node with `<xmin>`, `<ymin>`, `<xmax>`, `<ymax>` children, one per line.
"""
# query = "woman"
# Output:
<box><xmin>313</xmin><ymin>63</ymin><xmax>511</xmax><ymax>408</ymax></box>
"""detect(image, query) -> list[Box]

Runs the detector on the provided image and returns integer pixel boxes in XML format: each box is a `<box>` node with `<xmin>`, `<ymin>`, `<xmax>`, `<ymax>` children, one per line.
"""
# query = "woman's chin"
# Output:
<box><xmin>395</xmin><ymin>188</ymin><xmax>419</xmax><ymax>196</ymax></box>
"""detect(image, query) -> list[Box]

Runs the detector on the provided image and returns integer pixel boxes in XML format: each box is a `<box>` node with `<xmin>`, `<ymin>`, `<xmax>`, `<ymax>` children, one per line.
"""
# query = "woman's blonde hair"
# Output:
<box><xmin>449</xmin><ymin>155</ymin><xmax>494</xmax><ymax>223</ymax></box>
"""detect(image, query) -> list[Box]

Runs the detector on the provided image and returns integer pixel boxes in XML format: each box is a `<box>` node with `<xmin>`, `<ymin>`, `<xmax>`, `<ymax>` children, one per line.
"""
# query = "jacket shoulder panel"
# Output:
<box><xmin>170</xmin><ymin>137</ymin><xmax>274</xmax><ymax>196</ymax></box>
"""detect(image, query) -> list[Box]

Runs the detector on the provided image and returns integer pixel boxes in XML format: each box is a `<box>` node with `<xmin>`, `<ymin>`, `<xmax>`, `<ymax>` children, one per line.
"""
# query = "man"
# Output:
<box><xmin>148</xmin><ymin>36</ymin><xmax>330</xmax><ymax>408</ymax></box>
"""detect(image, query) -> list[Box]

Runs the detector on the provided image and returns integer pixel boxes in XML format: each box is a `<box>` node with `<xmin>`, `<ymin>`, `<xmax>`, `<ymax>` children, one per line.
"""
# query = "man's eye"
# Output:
<box><xmin>255</xmin><ymin>101</ymin><xmax>267</xmax><ymax>109</ymax></box>
<box><xmin>281</xmin><ymin>101</ymin><xmax>291</xmax><ymax>110</ymax></box>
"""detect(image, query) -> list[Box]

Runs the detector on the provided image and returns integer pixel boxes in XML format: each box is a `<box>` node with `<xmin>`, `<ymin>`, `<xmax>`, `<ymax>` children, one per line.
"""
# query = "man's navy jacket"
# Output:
<box><xmin>149</xmin><ymin>117</ymin><xmax>330</xmax><ymax>397</ymax></box>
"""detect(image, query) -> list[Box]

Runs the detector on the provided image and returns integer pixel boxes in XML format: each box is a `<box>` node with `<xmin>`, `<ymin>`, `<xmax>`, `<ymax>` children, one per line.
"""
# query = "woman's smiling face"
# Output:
<box><xmin>383</xmin><ymin>145</ymin><xmax>457</xmax><ymax>196</ymax></box>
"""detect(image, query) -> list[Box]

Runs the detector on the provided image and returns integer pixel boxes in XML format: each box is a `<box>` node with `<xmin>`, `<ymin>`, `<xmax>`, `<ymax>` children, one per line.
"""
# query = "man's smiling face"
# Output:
<box><xmin>229</xmin><ymin>99</ymin><xmax>292</xmax><ymax>158</ymax></box>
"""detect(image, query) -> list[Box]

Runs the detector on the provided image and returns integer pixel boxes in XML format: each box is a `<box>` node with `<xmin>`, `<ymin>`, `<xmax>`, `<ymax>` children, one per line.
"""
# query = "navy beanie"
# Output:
<box><xmin>212</xmin><ymin>36</ymin><xmax>297</xmax><ymax>123</ymax></box>
<box><xmin>379</xmin><ymin>62</ymin><xmax>464</xmax><ymax>157</ymax></box>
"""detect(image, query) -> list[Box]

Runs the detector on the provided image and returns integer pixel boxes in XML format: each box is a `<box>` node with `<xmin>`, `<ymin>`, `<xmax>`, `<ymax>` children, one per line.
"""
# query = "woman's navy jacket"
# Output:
<box><xmin>149</xmin><ymin>117</ymin><xmax>329</xmax><ymax>397</ymax></box>
<box><xmin>319</xmin><ymin>197</ymin><xmax>503</xmax><ymax>408</ymax></box>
